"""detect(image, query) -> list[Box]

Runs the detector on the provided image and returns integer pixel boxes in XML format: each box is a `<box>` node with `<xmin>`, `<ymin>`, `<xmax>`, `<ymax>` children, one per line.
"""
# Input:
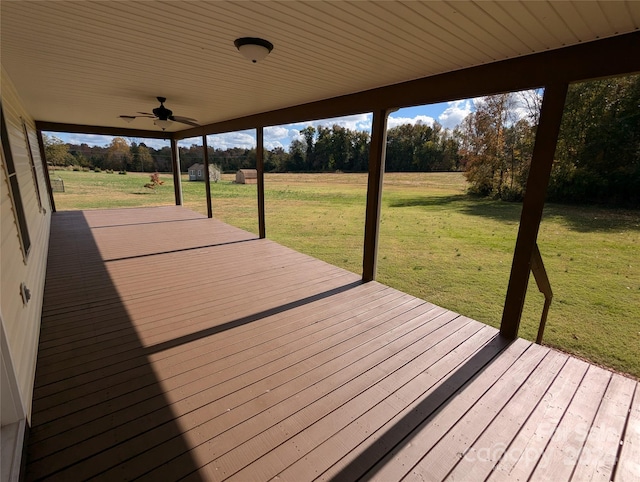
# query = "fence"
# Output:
<box><xmin>51</xmin><ymin>179</ymin><xmax>65</xmax><ymax>192</ymax></box>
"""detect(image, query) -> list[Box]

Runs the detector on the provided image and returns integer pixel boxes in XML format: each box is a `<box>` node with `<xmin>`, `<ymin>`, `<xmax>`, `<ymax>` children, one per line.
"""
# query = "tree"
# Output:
<box><xmin>105</xmin><ymin>137</ymin><xmax>132</xmax><ymax>171</ymax></box>
<box><xmin>287</xmin><ymin>139</ymin><xmax>306</xmax><ymax>171</ymax></box>
<box><xmin>43</xmin><ymin>134</ymin><xmax>74</xmax><ymax>167</ymax></box>
<box><xmin>178</xmin><ymin>144</ymin><xmax>203</xmax><ymax>170</ymax></box>
<box><xmin>549</xmin><ymin>74</ymin><xmax>640</xmax><ymax>206</ymax></box>
<box><xmin>385</xmin><ymin>122</ymin><xmax>456</xmax><ymax>172</ymax></box>
<box><xmin>300</xmin><ymin>126</ymin><xmax>316</xmax><ymax>170</ymax></box>
<box><xmin>351</xmin><ymin>130</ymin><xmax>370</xmax><ymax>172</ymax></box>
<box><xmin>265</xmin><ymin>146</ymin><xmax>289</xmax><ymax>172</ymax></box>
<box><xmin>439</xmin><ymin>128</ymin><xmax>462</xmax><ymax>171</ymax></box>
<box><xmin>460</xmin><ymin>92</ymin><xmax>537</xmax><ymax>200</ymax></box>
<box><xmin>314</xmin><ymin>126</ymin><xmax>333</xmax><ymax>171</ymax></box>
<box><xmin>329</xmin><ymin>125</ymin><xmax>351</xmax><ymax>171</ymax></box>
<box><xmin>287</xmin><ymin>124</ymin><xmax>373</xmax><ymax>172</ymax></box>
<box><xmin>386</xmin><ymin>123</ymin><xmax>417</xmax><ymax>171</ymax></box>
<box><xmin>153</xmin><ymin>146</ymin><xmax>172</xmax><ymax>172</ymax></box>
<box><xmin>137</xmin><ymin>144</ymin><xmax>154</xmax><ymax>172</ymax></box>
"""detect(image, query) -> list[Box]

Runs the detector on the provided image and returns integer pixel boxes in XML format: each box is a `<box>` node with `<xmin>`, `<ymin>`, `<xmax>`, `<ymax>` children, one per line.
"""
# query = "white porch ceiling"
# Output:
<box><xmin>2</xmin><ymin>1</ymin><xmax>639</xmax><ymax>132</ymax></box>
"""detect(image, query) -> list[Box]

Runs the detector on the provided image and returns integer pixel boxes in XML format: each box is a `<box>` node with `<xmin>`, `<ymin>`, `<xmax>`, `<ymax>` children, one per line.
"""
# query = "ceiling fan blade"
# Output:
<box><xmin>137</xmin><ymin>112</ymin><xmax>156</xmax><ymax>117</ymax></box>
<box><xmin>170</xmin><ymin>115</ymin><xmax>200</xmax><ymax>127</ymax></box>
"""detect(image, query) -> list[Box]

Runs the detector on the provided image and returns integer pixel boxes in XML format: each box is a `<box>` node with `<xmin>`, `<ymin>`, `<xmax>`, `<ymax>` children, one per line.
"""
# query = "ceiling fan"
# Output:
<box><xmin>119</xmin><ymin>97</ymin><xmax>199</xmax><ymax>130</ymax></box>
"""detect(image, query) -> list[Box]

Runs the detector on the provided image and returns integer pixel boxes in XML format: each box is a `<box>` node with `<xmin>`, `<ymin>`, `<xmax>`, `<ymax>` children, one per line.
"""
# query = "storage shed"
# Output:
<box><xmin>235</xmin><ymin>169</ymin><xmax>257</xmax><ymax>184</ymax></box>
<box><xmin>188</xmin><ymin>163</ymin><xmax>219</xmax><ymax>182</ymax></box>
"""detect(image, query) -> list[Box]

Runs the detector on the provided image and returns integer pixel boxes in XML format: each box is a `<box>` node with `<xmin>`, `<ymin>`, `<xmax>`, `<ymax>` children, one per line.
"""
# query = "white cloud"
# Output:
<box><xmin>260</xmin><ymin>114</ymin><xmax>373</xmax><ymax>149</ymax></box>
<box><xmin>186</xmin><ymin>115</ymin><xmax>374</xmax><ymax>152</ymax></box>
<box><xmin>46</xmin><ymin>132</ymin><xmax>113</xmax><ymax>147</ymax></box>
<box><xmin>288</xmin><ymin>113</ymin><xmax>372</xmax><ymax>134</ymax></box>
<box><xmin>139</xmin><ymin>138</ymin><xmax>172</xmax><ymax>149</ymax></box>
<box><xmin>438</xmin><ymin>100</ymin><xmax>474</xmax><ymax>129</ymax></box>
<box><xmin>387</xmin><ymin>115</ymin><xmax>435</xmax><ymax>129</ymax></box>
<box><xmin>264</xmin><ymin>125</ymin><xmax>289</xmax><ymax>140</ymax></box>
<box><xmin>177</xmin><ymin>136</ymin><xmax>201</xmax><ymax>148</ymax></box>
<box><xmin>264</xmin><ymin>126</ymin><xmax>294</xmax><ymax>150</ymax></box>
<box><xmin>469</xmin><ymin>90</ymin><xmax>542</xmax><ymax>126</ymax></box>
<box><xmin>206</xmin><ymin>131</ymin><xmax>256</xmax><ymax>149</ymax></box>
<box><xmin>265</xmin><ymin>140</ymin><xmax>285</xmax><ymax>151</ymax></box>
<box><xmin>48</xmin><ymin>132</ymin><xmax>173</xmax><ymax>150</ymax></box>
<box><xmin>63</xmin><ymin>133</ymin><xmax>115</xmax><ymax>146</ymax></box>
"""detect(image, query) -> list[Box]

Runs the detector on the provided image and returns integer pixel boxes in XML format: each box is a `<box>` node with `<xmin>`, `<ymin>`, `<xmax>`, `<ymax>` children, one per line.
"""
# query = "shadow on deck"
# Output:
<box><xmin>27</xmin><ymin>206</ymin><xmax>639</xmax><ymax>481</ymax></box>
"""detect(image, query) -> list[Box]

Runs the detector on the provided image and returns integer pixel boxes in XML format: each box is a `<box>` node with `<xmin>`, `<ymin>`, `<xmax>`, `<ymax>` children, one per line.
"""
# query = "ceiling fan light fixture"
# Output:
<box><xmin>120</xmin><ymin>97</ymin><xmax>198</xmax><ymax>129</ymax></box>
<box><xmin>234</xmin><ymin>37</ymin><xmax>273</xmax><ymax>63</ymax></box>
<box><xmin>154</xmin><ymin>119</ymin><xmax>172</xmax><ymax>130</ymax></box>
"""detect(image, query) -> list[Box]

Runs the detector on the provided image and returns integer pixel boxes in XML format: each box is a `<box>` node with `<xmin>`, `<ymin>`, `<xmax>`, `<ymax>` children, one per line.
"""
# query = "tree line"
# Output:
<box><xmin>44</xmin><ymin>74</ymin><xmax>639</xmax><ymax>207</ymax></box>
<box><xmin>43</xmin><ymin>137</ymin><xmax>259</xmax><ymax>174</ymax></box>
<box><xmin>459</xmin><ymin>74</ymin><xmax>639</xmax><ymax>207</ymax></box>
<box><xmin>44</xmin><ymin>121</ymin><xmax>460</xmax><ymax>175</ymax></box>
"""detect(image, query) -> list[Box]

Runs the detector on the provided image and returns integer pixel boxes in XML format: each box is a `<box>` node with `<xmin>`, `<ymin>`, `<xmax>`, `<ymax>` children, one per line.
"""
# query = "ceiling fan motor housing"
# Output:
<box><xmin>153</xmin><ymin>97</ymin><xmax>172</xmax><ymax>120</ymax></box>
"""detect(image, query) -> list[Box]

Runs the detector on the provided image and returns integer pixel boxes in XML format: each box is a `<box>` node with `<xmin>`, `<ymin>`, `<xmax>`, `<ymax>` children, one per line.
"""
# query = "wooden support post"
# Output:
<box><xmin>362</xmin><ymin>109</ymin><xmax>390</xmax><ymax>282</ymax></box>
<box><xmin>35</xmin><ymin>129</ymin><xmax>56</xmax><ymax>213</ymax></box>
<box><xmin>170</xmin><ymin>138</ymin><xmax>182</xmax><ymax>206</ymax></box>
<box><xmin>202</xmin><ymin>135</ymin><xmax>213</xmax><ymax>218</ymax></box>
<box><xmin>500</xmin><ymin>83</ymin><xmax>568</xmax><ymax>339</ymax></box>
<box><xmin>256</xmin><ymin>127</ymin><xmax>266</xmax><ymax>238</ymax></box>
<box><xmin>531</xmin><ymin>243</ymin><xmax>553</xmax><ymax>344</ymax></box>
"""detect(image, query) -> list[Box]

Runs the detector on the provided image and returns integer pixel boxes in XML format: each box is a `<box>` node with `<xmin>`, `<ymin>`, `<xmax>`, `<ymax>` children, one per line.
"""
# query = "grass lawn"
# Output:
<box><xmin>51</xmin><ymin>169</ymin><xmax>640</xmax><ymax>378</ymax></box>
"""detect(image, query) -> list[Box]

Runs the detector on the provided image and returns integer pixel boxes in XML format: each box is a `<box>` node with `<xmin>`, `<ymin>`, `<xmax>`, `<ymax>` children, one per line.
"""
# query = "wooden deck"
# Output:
<box><xmin>27</xmin><ymin>206</ymin><xmax>639</xmax><ymax>481</ymax></box>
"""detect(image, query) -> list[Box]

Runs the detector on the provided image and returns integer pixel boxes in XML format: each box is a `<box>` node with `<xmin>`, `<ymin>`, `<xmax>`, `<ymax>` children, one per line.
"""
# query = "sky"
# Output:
<box><xmin>49</xmin><ymin>99</ymin><xmax>476</xmax><ymax>152</ymax></box>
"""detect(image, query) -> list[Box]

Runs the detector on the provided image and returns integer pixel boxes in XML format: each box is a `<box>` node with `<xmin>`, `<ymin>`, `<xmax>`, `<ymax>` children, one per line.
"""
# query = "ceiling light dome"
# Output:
<box><xmin>154</xmin><ymin>119</ymin><xmax>172</xmax><ymax>130</ymax></box>
<box><xmin>234</xmin><ymin>37</ymin><xmax>274</xmax><ymax>63</ymax></box>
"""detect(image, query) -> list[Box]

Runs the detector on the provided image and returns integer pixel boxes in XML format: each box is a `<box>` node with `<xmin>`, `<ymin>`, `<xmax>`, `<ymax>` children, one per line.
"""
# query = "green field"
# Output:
<box><xmin>51</xmin><ymin>169</ymin><xmax>640</xmax><ymax>378</ymax></box>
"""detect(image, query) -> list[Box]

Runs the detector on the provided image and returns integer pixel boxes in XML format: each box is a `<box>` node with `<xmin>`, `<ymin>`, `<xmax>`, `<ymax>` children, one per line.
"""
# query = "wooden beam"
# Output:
<box><xmin>500</xmin><ymin>83</ymin><xmax>569</xmax><ymax>339</ymax></box>
<box><xmin>175</xmin><ymin>32</ymin><xmax>639</xmax><ymax>140</ymax></box>
<box><xmin>170</xmin><ymin>139</ymin><xmax>182</xmax><ymax>206</ymax></box>
<box><xmin>35</xmin><ymin>128</ymin><xmax>56</xmax><ymax>213</ymax></box>
<box><xmin>202</xmin><ymin>135</ymin><xmax>212</xmax><ymax>218</ymax></box>
<box><xmin>34</xmin><ymin>121</ymin><xmax>171</xmax><ymax>140</ymax></box>
<box><xmin>256</xmin><ymin>127</ymin><xmax>266</xmax><ymax>239</ymax></box>
<box><xmin>362</xmin><ymin>109</ymin><xmax>390</xmax><ymax>282</ymax></box>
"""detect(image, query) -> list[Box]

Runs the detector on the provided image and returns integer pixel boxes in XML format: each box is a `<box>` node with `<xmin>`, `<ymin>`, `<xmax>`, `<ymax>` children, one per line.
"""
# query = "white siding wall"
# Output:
<box><xmin>1</xmin><ymin>67</ymin><xmax>52</xmax><ymax>424</ymax></box>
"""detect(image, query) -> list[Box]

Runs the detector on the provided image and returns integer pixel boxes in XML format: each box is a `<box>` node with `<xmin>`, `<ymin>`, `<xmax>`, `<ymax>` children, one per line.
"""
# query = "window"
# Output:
<box><xmin>22</xmin><ymin>118</ymin><xmax>43</xmax><ymax>212</ymax></box>
<box><xmin>1</xmin><ymin>104</ymin><xmax>31</xmax><ymax>258</ymax></box>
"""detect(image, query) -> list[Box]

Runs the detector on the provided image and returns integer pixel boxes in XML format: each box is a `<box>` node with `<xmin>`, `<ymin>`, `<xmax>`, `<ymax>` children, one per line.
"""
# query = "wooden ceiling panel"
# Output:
<box><xmin>425</xmin><ymin>2</ymin><xmax>520</xmax><ymax>59</ymax></box>
<box><xmin>407</xmin><ymin>2</ymin><xmax>501</xmax><ymax>62</ymax></box>
<box><xmin>1</xmin><ymin>1</ymin><xmax>638</xmax><ymax>132</ymax></box>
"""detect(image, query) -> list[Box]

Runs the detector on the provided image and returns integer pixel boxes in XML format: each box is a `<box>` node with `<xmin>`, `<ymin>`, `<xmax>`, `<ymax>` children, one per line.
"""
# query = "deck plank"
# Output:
<box><xmin>406</xmin><ymin>342</ymin><xmax>552</xmax><ymax>481</ymax></box>
<box><xmin>243</xmin><ymin>323</ymin><xmax>499</xmax><ymax>482</ymax></box>
<box><xmin>615</xmin><ymin>383</ymin><xmax>640</xmax><ymax>481</ymax></box>
<box><xmin>220</xmin><ymin>320</ymin><xmax>493</xmax><ymax>482</ymax></box>
<box><xmin>508</xmin><ymin>364</ymin><xmax>612</xmax><ymax>482</ymax></box>
<box><xmin>32</xmin><ymin>281</ymin><xmax>390</xmax><ymax>405</ymax></box>
<box><xmin>31</xmin><ymin>279</ymin><xmax>385</xmax><ymax>414</ymax></box>
<box><xmin>444</xmin><ymin>349</ymin><xmax>569</xmax><ymax>481</ymax></box>
<box><xmin>29</xmin><ymin>289</ymin><xmax>420</xmax><ymax>464</ymax></box>
<box><xmin>26</xmin><ymin>206</ymin><xmax>637</xmax><ymax>481</ymax></box>
<box><xmin>573</xmin><ymin>373</ymin><xmax>636</xmax><ymax>481</ymax></box>
<box><xmin>112</xmin><ymin>308</ymin><xmax>472</xmax><ymax>480</ymax></box>
<box><xmin>58</xmin><ymin>304</ymin><xmax>456</xmax><ymax>480</ymax></box>
<box><xmin>487</xmin><ymin>356</ymin><xmax>591</xmax><ymax>481</ymax></box>
<box><xmin>357</xmin><ymin>337</ymin><xmax>528</xmax><ymax>481</ymax></box>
